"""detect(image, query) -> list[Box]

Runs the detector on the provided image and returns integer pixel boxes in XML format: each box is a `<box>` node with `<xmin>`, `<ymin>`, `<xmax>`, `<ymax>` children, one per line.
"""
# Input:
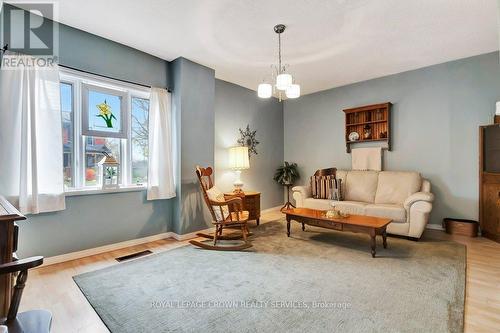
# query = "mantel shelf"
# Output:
<box><xmin>346</xmin><ymin>138</ymin><xmax>389</xmax><ymax>144</ymax></box>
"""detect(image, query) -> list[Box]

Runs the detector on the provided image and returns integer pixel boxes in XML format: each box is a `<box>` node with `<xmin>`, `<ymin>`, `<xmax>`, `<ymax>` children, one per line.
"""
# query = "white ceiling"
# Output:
<box><xmin>52</xmin><ymin>0</ymin><xmax>498</xmax><ymax>95</ymax></box>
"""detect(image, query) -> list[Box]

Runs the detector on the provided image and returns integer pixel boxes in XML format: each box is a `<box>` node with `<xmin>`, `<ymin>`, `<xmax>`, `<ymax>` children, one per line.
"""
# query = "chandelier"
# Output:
<box><xmin>257</xmin><ymin>24</ymin><xmax>300</xmax><ymax>101</ymax></box>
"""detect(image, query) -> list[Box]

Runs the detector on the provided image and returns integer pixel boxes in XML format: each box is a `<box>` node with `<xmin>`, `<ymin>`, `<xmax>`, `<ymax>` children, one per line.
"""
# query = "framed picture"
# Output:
<box><xmin>82</xmin><ymin>83</ymin><xmax>129</xmax><ymax>138</ymax></box>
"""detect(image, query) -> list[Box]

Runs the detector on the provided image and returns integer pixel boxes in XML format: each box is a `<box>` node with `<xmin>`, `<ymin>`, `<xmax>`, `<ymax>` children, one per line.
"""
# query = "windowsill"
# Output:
<box><xmin>65</xmin><ymin>184</ymin><xmax>147</xmax><ymax>197</ymax></box>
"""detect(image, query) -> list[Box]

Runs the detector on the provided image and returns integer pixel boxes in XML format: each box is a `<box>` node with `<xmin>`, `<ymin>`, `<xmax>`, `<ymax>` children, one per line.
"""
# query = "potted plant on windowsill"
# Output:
<box><xmin>273</xmin><ymin>162</ymin><xmax>300</xmax><ymax>211</ymax></box>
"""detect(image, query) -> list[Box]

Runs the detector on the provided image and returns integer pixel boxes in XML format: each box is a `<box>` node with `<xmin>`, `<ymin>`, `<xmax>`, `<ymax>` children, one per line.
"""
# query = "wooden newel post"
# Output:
<box><xmin>0</xmin><ymin>197</ymin><xmax>26</xmax><ymax>317</ymax></box>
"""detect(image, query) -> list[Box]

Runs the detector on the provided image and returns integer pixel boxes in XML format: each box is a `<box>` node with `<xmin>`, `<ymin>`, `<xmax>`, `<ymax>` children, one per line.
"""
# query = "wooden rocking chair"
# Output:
<box><xmin>189</xmin><ymin>166</ymin><xmax>252</xmax><ymax>251</ymax></box>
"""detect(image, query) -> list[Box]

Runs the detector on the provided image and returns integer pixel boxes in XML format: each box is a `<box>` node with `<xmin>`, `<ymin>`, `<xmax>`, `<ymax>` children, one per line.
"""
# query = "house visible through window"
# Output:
<box><xmin>60</xmin><ymin>69</ymin><xmax>150</xmax><ymax>191</ymax></box>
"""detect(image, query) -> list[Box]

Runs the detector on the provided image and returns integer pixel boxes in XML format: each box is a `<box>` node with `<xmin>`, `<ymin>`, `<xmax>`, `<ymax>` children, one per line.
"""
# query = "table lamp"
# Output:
<box><xmin>228</xmin><ymin>146</ymin><xmax>250</xmax><ymax>193</ymax></box>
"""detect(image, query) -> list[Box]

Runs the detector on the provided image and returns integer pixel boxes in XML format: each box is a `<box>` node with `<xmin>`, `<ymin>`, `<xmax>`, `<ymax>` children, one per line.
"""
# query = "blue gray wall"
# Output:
<box><xmin>170</xmin><ymin>58</ymin><xmax>215</xmax><ymax>235</ymax></box>
<box><xmin>1</xmin><ymin>4</ymin><xmax>169</xmax><ymax>88</ymax></box>
<box><xmin>3</xmin><ymin>8</ymin><xmax>174</xmax><ymax>258</ymax></box>
<box><xmin>59</xmin><ymin>24</ymin><xmax>169</xmax><ymax>88</ymax></box>
<box><xmin>284</xmin><ymin>52</ymin><xmax>500</xmax><ymax>226</ymax></box>
<box><xmin>19</xmin><ymin>192</ymin><xmax>172</xmax><ymax>258</ymax></box>
<box><xmin>214</xmin><ymin>80</ymin><xmax>284</xmax><ymax>209</ymax></box>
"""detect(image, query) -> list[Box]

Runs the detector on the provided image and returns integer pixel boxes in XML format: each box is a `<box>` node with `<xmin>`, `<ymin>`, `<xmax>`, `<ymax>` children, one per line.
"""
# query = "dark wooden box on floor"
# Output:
<box><xmin>224</xmin><ymin>191</ymin><xmax>261</xmax><ymax>225</ymax></box>
<box><xmin>443</xmin><ymin>218</ymin><xmax>478</xmax><ymax>237</ymax></box>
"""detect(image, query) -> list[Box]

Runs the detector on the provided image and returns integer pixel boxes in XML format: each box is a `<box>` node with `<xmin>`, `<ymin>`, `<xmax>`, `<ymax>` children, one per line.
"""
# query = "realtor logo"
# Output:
<box><xmin>1</xmin><ymin>1</ymin><xmax>58</xmax><ymax>56</ymax></box>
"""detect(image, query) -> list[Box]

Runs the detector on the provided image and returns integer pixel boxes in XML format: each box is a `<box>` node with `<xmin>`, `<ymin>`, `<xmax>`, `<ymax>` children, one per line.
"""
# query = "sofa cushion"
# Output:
<box><xmin>365</xmin><ymin>204</ymin><xmax>406</xmax><ymax>223</ymax></box>
<box><xmin>303</xmin><ymin>198</ymin><xmax>334</xmax><ymax>211</ymax></box>
<box><xmin>375</xmin><ymin>171</ymin><xmax>422</xmax><ymax>205</ymax></box>
<box><xmin>344</xmin><ymin>171</ymin><xmax>379</xmax><ymax>203</ymax></box>
<box><xmin>331</xmin><ymin>201</ymin><xmax>368</xmax><ymax>215</ymax></box>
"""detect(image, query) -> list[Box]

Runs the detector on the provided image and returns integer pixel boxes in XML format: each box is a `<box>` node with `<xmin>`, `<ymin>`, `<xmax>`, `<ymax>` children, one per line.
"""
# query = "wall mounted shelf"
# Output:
<box><xmin>343</xmin><ymin>102</ymin><xmax>392</xmax><ymax>153</ymax></box>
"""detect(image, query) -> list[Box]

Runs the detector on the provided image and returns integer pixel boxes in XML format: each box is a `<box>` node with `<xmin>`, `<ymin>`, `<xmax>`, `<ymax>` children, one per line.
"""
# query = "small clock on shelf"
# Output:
<box><xmin>348</xmin><ymin>131</ymin><xmax>359</xmax><ymax>142</ymax></box>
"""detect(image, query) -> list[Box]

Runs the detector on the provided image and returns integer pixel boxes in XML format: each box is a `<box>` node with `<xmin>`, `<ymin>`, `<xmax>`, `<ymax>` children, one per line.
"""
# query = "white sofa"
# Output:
<box><xmin>292</xmin><ymin>170</ymin><xmax>434</xmax><ymax>239</ymax></box>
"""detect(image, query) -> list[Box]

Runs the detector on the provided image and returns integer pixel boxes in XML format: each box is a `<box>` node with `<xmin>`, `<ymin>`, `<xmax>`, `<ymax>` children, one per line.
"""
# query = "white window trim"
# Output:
<box><xmin>60</xmin><ymin>68</ymin><xmax>150</xmax><ymax>194</ymax></box>
<box><xmin>65</xmin><ymin>184</ymin><xmax>146</xmax><ymax>197</ymax></box>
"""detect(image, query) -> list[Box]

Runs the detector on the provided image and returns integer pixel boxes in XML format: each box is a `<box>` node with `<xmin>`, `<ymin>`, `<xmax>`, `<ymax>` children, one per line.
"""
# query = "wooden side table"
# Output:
<box><xmin>224</xmin><ymin>191</ymin><xmax>261</xmax><ymax>225</ymax></box>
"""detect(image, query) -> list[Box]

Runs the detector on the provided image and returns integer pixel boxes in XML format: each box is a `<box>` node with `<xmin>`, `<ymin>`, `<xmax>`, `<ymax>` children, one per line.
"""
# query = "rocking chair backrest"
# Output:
<box><xmin>195</xmin><ymin>166</ymin><xmax>218</xmax><ymax>222</ymax></box>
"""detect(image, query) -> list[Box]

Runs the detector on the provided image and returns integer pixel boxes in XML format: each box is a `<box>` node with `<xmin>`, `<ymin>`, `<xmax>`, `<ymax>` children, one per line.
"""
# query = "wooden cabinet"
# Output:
<box><xmin>479</xmin><ymin>125</ymin><xmax>500</xmax><ymax>242</ymax></box>
<box><xmin>224</xmin><ymin>191</ymin><xmax>261</xmax><ymax>225</ymax></box>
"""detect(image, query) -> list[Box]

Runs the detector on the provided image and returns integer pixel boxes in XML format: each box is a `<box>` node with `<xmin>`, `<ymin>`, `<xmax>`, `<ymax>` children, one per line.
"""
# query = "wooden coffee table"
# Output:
<box><xmin>283</xmin><ymin>208</ymin><xmax>392</xmax><ymax>257</ymax></box>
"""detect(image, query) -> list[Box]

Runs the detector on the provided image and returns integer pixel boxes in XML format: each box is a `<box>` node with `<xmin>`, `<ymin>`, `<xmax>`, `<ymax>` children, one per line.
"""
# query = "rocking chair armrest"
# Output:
<box><xmin>208</xmin><ymin>197</ymin><xmax>243</xmax><ymax>210</ymax></box>
<box><xmin>0</xmin><ymin>256</ymin><xmax>43</xmax><ymax>275</ymax></box>
<box><xmin>223</xmin><ymin>197</ymin><xmax>244</xmax><ymax>210</ymax></box>
<box><xmin>208</xmin><ymin>197</ymin><xmax>243</xmax><ymax>206</ymax></box>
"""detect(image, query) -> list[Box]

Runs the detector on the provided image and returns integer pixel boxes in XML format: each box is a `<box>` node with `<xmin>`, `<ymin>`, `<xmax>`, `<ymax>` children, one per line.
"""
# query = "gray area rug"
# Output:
<box><xmin>73</xmin><ymin>220</ymin><xmax>466</xmax><ymax>333</ymax></box>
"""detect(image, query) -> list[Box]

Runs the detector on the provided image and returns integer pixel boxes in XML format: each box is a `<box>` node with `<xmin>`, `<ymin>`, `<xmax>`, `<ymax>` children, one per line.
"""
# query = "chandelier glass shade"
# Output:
<box><xmin>257</xmin><ymin>24</ymin><xmax>300</xmax><ymax>101</ymax></box>
<box><xmin>276</xmin><ymin>73</ymin><xmax>292</xmax><ymax>90</ymax></box>
<box><xmin>285</xmin><ymin>84</ymin><xmax>300</xmax><ymax>99</ymax></box>
<box><xmin>257</xmin><ymin>83</ymin><xmax>272</xmax><ymax>98</ymax></box>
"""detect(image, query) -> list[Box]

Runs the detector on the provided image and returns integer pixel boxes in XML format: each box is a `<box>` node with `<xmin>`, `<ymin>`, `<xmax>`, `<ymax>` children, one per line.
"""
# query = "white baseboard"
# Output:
<box><xmin>43</xmin><ymin>232</ymin><xmax>173</xmax><ymax>267</ymax></box>
<box><xmin>43</xmin><ymin>207</ymin><xmax>283</xmax><ymax>267</ymax></box>
<box><xmin>43</xmin><ymin>228</ymin><xmax>212</xmax><ymax>267</ymax></box>
<box><xmin>426</xmin><ymin>224</ymin><xmax>445</xmax><ymax>231</ymax></box>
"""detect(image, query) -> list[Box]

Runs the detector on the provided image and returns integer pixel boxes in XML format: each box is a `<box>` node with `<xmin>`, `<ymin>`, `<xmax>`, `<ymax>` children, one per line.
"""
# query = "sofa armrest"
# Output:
<box><xmin>292</xmin><ymin>185</ymin><xmax>311</xmax><ymax>207</ymax></box>
<box><xmin>403</xmin><ymin>192</ymin><xmax>434</xmax><ymax>211</ymax></box>
<box><xmin>404</xmin><ymin>192</ymin><xmax>434</xmax><ymax>238</ymax></box>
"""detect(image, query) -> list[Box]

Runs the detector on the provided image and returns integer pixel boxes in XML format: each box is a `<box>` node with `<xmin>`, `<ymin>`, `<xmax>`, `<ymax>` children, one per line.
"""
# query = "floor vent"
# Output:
<box><xmin>115</xmin><ymin>250</ymin><xmax>153</xmax><ymax>262</ymax></box>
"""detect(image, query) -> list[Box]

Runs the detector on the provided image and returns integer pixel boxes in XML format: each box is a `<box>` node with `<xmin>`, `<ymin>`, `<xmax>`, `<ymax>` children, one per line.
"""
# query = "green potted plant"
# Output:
<box><xmin>274</xmin><ymin>162</ymin><xmax>300</xmax><ymax>211</ymax></box>
<box><xmin>274</xmin><ymin>161</ymin><xmax>300</xmax><ymax>185</ymax></box>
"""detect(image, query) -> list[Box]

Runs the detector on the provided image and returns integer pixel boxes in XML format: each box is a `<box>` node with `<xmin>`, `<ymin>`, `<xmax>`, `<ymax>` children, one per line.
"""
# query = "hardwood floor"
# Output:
<box><xmin>19</xmin><ymin>210</ymin><xmax>500</xmax><ymax>333</ymax></box>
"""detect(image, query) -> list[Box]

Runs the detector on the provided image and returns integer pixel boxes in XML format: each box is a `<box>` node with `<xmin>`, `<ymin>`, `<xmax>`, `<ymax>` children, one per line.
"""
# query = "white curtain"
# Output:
<box><xmin>0</xmin><ymin>52</ymin><xmax>65</xmax><ymax>214</ymax></box>
<box><xmin>147</xmin><ymin>87</ymin><xmax>176</xmax><ymax>200</ymax></box>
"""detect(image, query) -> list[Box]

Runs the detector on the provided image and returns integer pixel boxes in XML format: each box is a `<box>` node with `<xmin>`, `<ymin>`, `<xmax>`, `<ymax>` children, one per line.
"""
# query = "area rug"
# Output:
<box><xmin>73</xmin><ymin>220</ymin><xmax>465</xmax><ymax>333</ymax></box>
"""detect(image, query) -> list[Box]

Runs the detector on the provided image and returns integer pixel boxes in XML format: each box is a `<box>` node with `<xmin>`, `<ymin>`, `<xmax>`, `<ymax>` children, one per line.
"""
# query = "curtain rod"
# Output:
<box><xmin>2</xmin><ymin>44</ymin><xmax>171</xmax><ymax>92</ymax></box>
<box><xmin>59</xmin><ymin>64</ymin><xmax>171</xmax><ymax>92</ymax></box>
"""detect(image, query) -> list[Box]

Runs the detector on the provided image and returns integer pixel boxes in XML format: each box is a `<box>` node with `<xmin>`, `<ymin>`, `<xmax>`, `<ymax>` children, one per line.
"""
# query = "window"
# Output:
<box><xmin>61</xmin><ymin>82</ymin><xmax>74</xmax><ymax>188</ymax></box>
<box><xmin>82</xmin><ymin>83</ymin><xmax>128</xmax><ymax>138</ymax></box>
<box><xmin>60</xmin><ymin>69</ymin><xmax>150</xmax><ymax>191</ymax></box>
<box><xmin>131</xmin><ymin>97</ymin><xmax>150</xmax><ymax>184</ymax></box>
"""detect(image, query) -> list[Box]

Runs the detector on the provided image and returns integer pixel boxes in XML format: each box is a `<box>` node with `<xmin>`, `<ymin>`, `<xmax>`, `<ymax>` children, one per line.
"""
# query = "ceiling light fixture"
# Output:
<box><xmin>257</xmin><ymin>24</ymin><xmax>300</xmax><ymax>101</ymax></box>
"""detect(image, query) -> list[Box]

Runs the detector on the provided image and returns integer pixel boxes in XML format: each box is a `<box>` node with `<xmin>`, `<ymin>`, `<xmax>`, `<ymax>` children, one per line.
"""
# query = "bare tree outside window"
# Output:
<box><xmin>131</xmin><ymin>97</ymin><xmax>150</xmax><ymax>184</ymax></box>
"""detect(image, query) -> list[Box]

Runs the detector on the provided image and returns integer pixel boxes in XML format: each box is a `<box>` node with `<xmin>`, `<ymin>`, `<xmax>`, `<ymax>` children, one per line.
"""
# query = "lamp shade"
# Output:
<box><xmin>276</xmin><ymin>73</ymin><xmax>292</xmax><ymax>90</ymax></box>
<box><xmin>258</xmin><ymin>83</ymin><xmax>272</xmax><ymax>98</ymax></box>
<box><xmin>285</xmin><ymin>84</ymin><xmax>300</xmax><ymax>99</ymax></box>
<box><xmin>229</xmin><ymin>146</ymin><xmax>250</xmax><ymax>170</ymax></box>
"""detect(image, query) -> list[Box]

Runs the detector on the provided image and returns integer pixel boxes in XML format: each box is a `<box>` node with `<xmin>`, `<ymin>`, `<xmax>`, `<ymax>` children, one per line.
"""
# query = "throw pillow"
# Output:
<box><xmin>311</xmin><ymin>175</ymin><xmax>334</xmax><ymax>199</ymax></box>
<box><xmin>206</xmin><ymin>186</ymin><xmax>229</xmax><ymax>221</ymax></box>
<box><xmin>310</xmin><ymin>175</ymin><xmax>344</xmax><ymax>200</ymax></box>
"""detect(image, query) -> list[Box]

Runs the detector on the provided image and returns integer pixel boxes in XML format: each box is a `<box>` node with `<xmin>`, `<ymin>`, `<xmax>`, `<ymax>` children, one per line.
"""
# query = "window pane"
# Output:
<box><xmin>85</xmin><ymin>136</ymin><xmax>121</xmax><ymax>187</ymax></box>
<box><xmin>88</xmin><ymin>90</ymin><xmax>122</xmax><ymax>134</ymax></box>
<box><xmin>61</xmin><ymin>82</ymin><xmax>73</xmax><ymax>188</ymax></box>
<box><xmin>131</xmin><ymin>97</ymin><xmax>149</xmax><ymax>184</ymax></box>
